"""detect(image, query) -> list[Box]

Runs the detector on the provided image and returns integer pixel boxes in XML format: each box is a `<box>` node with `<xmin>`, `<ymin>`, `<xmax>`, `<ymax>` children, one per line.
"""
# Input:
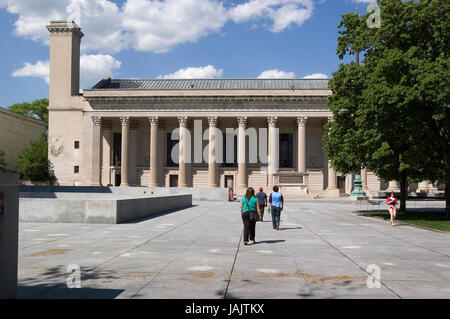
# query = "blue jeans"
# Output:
<box><xmin>271</xmin><ymin>206</ymin><xmax>281</xmax><ymax>229</ymax></box>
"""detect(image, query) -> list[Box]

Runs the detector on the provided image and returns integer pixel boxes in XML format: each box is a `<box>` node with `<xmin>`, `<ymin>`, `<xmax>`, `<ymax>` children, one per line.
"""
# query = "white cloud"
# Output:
<box><xmin>122</xmin><ymin>0</ymin><xmax>228</xmax><ymax>53</ymax></box>
<box><xmin>258</xmin><ymin>69</ymin><xmax>295</xmax><ymax>79</ymax></box>
<box><xmin>12</xmin><ymin>60</ymin><xmax>50</xmax><ymax>83</ymax></box>
<box><xmin>158</xmin><ymin>65</ymin><xmax>223</xmax><ymax>79</ymax></box>
<box><xmin>12</xmin><ymin>54</ymin><xmax>122</xmax><ymax>88</ymax></box>
<box><xmin>229</xmin><ymin>0</ymin><xmax>314</xmax><ymax>33</ymax></box>
<box><xmin>303</xmin><ymin>73</ymin><xmax>328</xmax><ymax>79</ymax></box>
<box><xmin>80</xmin><ymin>54</ymin><xmax>122</xmax><ymax>87</ymax></box>
<box><xmin>1</xmin><ymin>0</ymin><xmax>316</xmax><ymax>54</ymax></box>
<box><xmin>2</xmin><ymin>0</ymin><xmax>126</xmax><ymax>53</ymax></box>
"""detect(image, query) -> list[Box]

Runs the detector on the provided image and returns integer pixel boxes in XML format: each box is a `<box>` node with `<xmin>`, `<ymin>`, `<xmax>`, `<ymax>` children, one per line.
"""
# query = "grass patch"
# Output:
<box><xmin>356</xmin><ymin>210</ymin><xmax>450</xmax><ymax>231</ymax></box>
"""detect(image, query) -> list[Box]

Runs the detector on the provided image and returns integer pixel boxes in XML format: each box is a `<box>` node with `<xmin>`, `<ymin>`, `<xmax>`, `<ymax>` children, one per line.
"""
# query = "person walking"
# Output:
<box><xmin>386</xmin><ymin>192</ymin><xmax>398</xmax><ymax>226</ymax></box>
<box><xmin>256</xmin><ymin>187</ymin><xmax>267</xmax><ymax>222</ymax></box>
<box><xmin>268</xmin><ymin>185</ymin><xmax>284</xmax><ymax>230</ymax></box>
<box><xmin>240</xmin><ymin>187</ymin><xmax>262</xmax><ymax>245</ymax></box>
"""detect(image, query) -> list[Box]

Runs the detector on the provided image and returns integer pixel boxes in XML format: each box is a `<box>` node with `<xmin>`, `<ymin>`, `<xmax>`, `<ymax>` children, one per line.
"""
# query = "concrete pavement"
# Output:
<box><xmin>17</xmin><ymin>200</ymin><xmax>449</xmax><ymax>299</ymax></box>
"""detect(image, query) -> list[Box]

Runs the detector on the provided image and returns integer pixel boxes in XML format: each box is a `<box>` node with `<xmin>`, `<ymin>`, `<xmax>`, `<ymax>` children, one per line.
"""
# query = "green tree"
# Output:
<box><xmin>8</xmin><ymin>98</ymin><xmax>49</xmax><ymax>123</ymax></box>
<box><xmin>17</xmin><ymin>135</ymin><xmax>56</xmax><ymax>183</ymax></box>
<box><xmin>0</xmin><ymin>149</ymin><xmax>9</xmax><ymax>172</ymax></box>
<box><xmin>325</xmin><ymin>0</ymin><xmax>449</xmax><ymax>212</ymax></box>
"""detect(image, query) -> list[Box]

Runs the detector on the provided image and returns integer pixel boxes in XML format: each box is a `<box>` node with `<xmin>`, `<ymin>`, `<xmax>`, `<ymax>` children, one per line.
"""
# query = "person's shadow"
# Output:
<box><xmin>252</xmin><ymin>240</ymin><xmax>285</xmax><ymax>245</ymax></box>
<box><xmin>278</xmin><ymin>226</ymin><xmax>302</xmax><ymax>231</ymax></box>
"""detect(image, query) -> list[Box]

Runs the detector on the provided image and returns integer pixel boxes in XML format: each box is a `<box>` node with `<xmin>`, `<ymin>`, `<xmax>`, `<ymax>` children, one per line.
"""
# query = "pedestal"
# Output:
<box><xmin>0</xmin><ymin>173</ymin><xmax>19</xmax><ymax>298</ymax></box>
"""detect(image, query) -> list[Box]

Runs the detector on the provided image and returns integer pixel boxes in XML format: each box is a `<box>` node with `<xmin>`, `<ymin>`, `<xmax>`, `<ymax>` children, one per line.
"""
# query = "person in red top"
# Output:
<box><xmin>386</xmin><ymin>192</ymin><xmax>398</xmax><ymax>226</ymax></box>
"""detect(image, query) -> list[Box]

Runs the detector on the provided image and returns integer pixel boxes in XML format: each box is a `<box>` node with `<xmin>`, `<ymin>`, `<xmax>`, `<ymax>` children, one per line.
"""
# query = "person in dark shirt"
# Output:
<box><xmin>256</xmin><ymin>187</ymin><xmax>267</xmax><ymax>222</ymax></box>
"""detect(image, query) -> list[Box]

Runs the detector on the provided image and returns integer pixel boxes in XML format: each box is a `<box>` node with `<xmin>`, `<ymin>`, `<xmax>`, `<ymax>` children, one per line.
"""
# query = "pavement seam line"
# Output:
<box><xmin>223</xmin><ymin>228</ymin><xmax>243</xmax><ymax>299</ymax></box>
<box><xmin>30</xmin><ymin>206</ymin><xmax>211</xmax><ymax>298</ymax></box>
<box><xmin>283</xmin><ymin>211</ymin><xmax>314</xmax><ymax>297</ymax></box>
<box><xmin>285</xmin><ymin>207</ymin><xmax>403</xmax><ymax>299</ymax></box>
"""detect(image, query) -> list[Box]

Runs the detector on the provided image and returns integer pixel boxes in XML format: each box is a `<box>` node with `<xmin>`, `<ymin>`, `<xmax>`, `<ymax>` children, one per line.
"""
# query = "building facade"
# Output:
<box><xmin>48</xmin><ymin>21</ymin><xmax>439</xmax><ymax>197</ymax></box>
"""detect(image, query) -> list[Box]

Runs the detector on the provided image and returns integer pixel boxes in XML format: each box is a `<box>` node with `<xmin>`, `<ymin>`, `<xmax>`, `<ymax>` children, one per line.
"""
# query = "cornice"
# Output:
<box><xmin>84</xmin><ymin>95</ymin><xmax>328</xmax><ymax>105</ymax></box>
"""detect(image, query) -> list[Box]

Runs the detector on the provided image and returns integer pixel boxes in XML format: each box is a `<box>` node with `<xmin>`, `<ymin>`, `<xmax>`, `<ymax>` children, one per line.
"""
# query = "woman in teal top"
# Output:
<box><xmin>240</xmin><ymin>187</ymin><xmax>262</xmax><ymax>245</ymax></box>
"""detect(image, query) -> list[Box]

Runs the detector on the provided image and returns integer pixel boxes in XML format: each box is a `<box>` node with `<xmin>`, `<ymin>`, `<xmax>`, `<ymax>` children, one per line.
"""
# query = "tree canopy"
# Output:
<box><xmin>324</xmin><ymin>0</ymin><xmax>449</xmax><ymax>212</ymax></box>
<box><xmin>8</xmin><ymin>98</ymin><xmax>49</xmax><ymax>123</ymax></box>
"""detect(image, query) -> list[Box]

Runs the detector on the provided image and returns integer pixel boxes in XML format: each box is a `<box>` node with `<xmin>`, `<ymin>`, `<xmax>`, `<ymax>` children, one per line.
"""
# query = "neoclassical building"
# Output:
<box><xmin>48</xmin><ymin>21</ymin><xmax>438</xmax><ymax>197</ymax></box>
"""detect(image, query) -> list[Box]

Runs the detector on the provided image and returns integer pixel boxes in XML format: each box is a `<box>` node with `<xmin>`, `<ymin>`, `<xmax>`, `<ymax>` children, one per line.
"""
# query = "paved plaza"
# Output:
<box><xmin>17</xmin><ymin>200</ymin><xmax>449</xmax><ymax>299</ymax></box>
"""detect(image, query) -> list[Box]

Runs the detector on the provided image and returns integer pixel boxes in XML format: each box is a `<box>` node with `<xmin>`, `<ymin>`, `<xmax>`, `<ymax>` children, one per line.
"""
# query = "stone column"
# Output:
<box><xmin>91</xmin><ymin>116</ymin><xmax>102</xmax><ymax>186</ymax></box>
<box><xmin>297</xmin><ymin>116</ymin><xmax>307</xmax><ymax>174</ymax></box>
<box><xmin>268</xmin><ymin>116</ymin><xmax>278</xmax><ymax>188</ymax></box>
<box><xmin>120</xmin><ymin>116</ymin><xmax>130</xmax><ymax>186</ymax></box>
<box><xmin>149</xmin><ymin>116</ymin><xmax>159</xmax><ymax>187</ymax></box>
<box><xmin>361</xmin><ymin>167</ymin><xmax>368</xmax><ymax>190</ymax></box>
<box><xmin>208</xmin><ymin>116</ymin><xmax>218</xmax><ymax>188</ymax></box>
<box><xmin>129</xmin><ymin>120</ymin><xmax>139</xmax><ymax>186</ymax></box>
<box><xmin>326</xmin><ymin>117</ymin><xmax>338</xmax><ymax>190</ymax></box>
<box><xmin>387</xmin><ymin>181</ymin><xmax>400</xmax><ymax>192</ymax></box>
<box><xmin>102</xmin><ymin>120</ymin><xmax>113</xmax><ymax>186</ymax></box>
<box><xmin>237</xmin><ymin>116</ymin><xmax>248</xmax><ymax>191</ymax></box>
<box><xmin>327</xmin><ymin>161</ymin><xmax>338</xmax><ymax>190</ymax></box>
<box><xmin>178</xmin><ymin>116</ymin><xmax>189</xmax><ymax>187</ymax></box>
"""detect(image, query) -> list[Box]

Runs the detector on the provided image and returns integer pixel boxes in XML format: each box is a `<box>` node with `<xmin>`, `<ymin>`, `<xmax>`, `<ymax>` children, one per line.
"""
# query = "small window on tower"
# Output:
<box><xmin>74</xmin><ymin>166</ymin><xmax>79</xmax><ymax>174</ymax></box>
<box><xmin>74</xmin><ymin>141</ymin><xmax>80</xmax><ymax>149</ymax></box>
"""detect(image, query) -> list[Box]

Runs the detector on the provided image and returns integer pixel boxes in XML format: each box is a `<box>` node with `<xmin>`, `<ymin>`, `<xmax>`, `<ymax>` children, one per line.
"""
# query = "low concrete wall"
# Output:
<box><xmin>0</xmin><ymin>173</ymin><xmax>19</xmax><ymax>298</ymax></box>
<box><xmin>19</xmin><ymin>186</ymin><xmax>229</xmax><ymax>202</ymax></box>
<box><xmin>19</xmin><ymin>193</ymin><xmax>192</xmax><ymax>224</ymax></box>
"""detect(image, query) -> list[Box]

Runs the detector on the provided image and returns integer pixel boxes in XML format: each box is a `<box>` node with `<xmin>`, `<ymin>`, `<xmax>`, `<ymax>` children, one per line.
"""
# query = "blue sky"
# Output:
<box><xmin>0</xmin><ymin>0</ymin><xmax>373</xmax><ymax>108</ymax></box>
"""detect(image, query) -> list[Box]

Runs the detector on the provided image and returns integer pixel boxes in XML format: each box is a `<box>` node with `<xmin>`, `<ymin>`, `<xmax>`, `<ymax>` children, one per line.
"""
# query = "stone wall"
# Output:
<box><xmin>0</xmin><ymin>108</ymin><xmax>47</xmax><ymax>166</ymax></box>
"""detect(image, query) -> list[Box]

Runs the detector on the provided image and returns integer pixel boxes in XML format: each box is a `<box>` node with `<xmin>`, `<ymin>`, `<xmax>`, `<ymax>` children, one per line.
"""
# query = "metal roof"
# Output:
<box><xmin>91</xmin><ymin>78</ymin><xmax>329</xmax><ymax>90</ymax></box>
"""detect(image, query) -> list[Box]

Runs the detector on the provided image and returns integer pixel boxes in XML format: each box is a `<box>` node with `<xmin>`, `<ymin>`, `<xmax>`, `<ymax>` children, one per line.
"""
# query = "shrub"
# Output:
<box><xmin>17</xmin><ymin>135</ymin><xmax>56</xmax><ymax>183</ymax></box>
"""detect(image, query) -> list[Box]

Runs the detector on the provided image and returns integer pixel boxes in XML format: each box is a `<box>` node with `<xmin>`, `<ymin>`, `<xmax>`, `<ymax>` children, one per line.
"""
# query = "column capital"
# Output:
<box><xmin>297</xmin><ymin>116</ymin><xmax>307</xmax><ymax>127</ymax></box>
<box><xmin>208</xmin><ymin>116</ymin><xmax>218</xmax><ymax>127</ymax></box>
<box><xmin>91</xmin><ymin>116</ymin><xmax>102</xmax><ymax>126</ymax></box>
<box><xmin>148</xmin><ymin>116</ymin><xmax>159</xmax><ymax>128</ymax></box>
<box><xmin>120</xmin><ymin>116</ymin><xmax>130</xmax><ymax>127</ymax></box>
<box><xmin>178</xmin><ymin>116</ymin><xmax>188</xmax><ymax>128</ymax></box>
<box><xmin>237</xmin><ymin>116</ymin><xmax>247</xmax><ymax>128</ymax></box>
<box><xmin>267</xmin><ymin>116</ymin><xmax>278</xmax><ymax>127</ymax></box>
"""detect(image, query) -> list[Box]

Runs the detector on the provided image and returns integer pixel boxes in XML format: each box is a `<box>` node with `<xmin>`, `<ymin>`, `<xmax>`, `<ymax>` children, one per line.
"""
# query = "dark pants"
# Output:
<box><xmin>259</xmin><ymin>206</ymin><xmax>265</xmax><ymax>221</ymax></box>
<box><xmin>242</xmin><ymin>212</ymin><xmax>257</xmax><ymax>242</ymax></box>
<box><xmin>271</xmin><ymin>206</ymin><xmax>281</xmax><ymax>229</ymax></box>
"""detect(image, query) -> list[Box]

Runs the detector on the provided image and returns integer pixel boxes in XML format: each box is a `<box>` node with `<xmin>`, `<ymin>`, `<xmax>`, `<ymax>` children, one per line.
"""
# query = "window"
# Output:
<box><xmin>74</xmin><ymin>141</ymin><xmax>80</xmax><ymax>149</ymax></box>
<box><xmin>74</xmin><ymin>166</ymin><xmax>79</xmax><ymax>174</ymax></box>
<box><xmin>279</xmin><ymin>133</ymin><xmax>293</xmax><ymax>168</ymax></box>
<box><xmin>113</xmin><ymin>133</ymin><xmax>122</xmax><ymax>166</ymax></box>
<box><xmin>222</xmin><ymin>133</ymin><xmax>237</xmax><ymax>167</ymax></box>
<box><xmin>167</xmin><ymin>133</ymin><xmax>179</xmax><ymax>167</ymax></box>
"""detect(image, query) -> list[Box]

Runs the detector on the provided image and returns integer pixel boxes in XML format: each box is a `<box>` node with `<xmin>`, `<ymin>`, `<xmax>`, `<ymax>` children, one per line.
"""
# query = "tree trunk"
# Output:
<box><xmin>399</xmin><ymin>172</ymin><xmax>408</xmax><ymax>213</ymax></box>
<box><xmin>446</xmin><ymin>166</ymin><xmax>450</xmax><ymax>220</ymax></box>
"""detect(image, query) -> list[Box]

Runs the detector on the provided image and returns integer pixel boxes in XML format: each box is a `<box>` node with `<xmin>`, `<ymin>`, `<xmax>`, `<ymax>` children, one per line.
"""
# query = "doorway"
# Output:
<box><xmin>337</xmin><ymin>176</ymin><xmax>346</xmax><ymax>194</ymax></box>
<box><xmin>225</xmin><ymin>175</ymin><xmax>234</xmax><ymax>191</ymax></box>
<box><xmin>169</xmin><ymin>174</ymin><xmax>178</xmax><ymax>187</ymax></box>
